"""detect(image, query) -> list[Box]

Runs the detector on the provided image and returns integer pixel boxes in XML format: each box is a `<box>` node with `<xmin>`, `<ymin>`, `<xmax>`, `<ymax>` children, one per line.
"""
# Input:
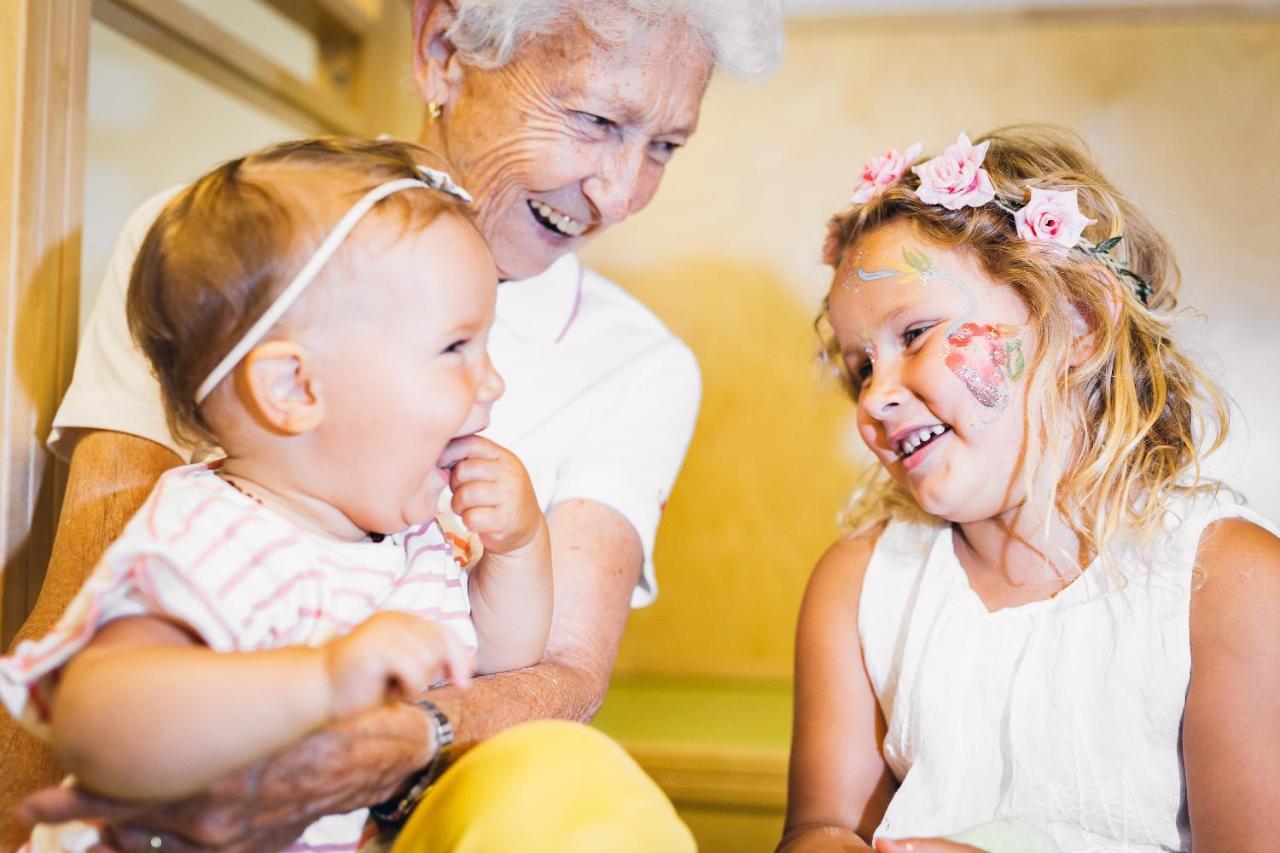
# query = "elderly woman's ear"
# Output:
<box><xmin>412</xmin><ymin>0</ymin><xmax>463</xmax><ymax>110</ymax></box>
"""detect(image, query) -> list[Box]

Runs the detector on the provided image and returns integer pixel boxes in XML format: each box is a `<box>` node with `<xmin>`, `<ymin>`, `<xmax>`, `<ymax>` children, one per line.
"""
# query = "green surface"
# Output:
<box><xmin>592</xmin><ymin>675</ymin><xmax>792</xmax><ymax>748</ymax></box>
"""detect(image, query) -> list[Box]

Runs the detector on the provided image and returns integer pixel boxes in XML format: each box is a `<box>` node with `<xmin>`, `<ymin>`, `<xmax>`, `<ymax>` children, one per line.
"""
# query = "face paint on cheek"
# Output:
<box><xmin>944</xmin><ymin>322</ymin><xmax>1024</xmax><ymax>410</ymax></box>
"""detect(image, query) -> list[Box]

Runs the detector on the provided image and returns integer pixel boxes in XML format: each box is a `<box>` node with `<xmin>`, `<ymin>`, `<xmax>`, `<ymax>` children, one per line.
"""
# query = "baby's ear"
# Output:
<box><xmin>239</xmin><ymin>340</ymin><xmax>325</xmax><ymax>434</ymax></box>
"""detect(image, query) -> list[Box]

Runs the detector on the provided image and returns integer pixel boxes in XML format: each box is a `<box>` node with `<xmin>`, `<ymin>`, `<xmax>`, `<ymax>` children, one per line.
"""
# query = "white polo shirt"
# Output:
<box><xmin>51</xmin><ymin>189</ymin><xmax>700</xmax><ymax>606</ymax></box>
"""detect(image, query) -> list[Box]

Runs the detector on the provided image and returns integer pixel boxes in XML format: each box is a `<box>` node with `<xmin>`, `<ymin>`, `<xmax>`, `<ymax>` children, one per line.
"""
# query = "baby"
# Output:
<box><xmin>0</xmin><ymin>137</ymin><xmax>552</xmax><ymax>850</ymax></box>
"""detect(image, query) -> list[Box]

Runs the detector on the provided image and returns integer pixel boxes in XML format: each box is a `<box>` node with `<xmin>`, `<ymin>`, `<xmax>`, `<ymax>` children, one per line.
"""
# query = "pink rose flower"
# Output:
<box><xmin>1014</xmin><ymin>187</ymin><xmax>1096</xmax><ymax>250</ymax></box>
<box><xmin>912</xmin><ymin>132</ymin><xmax>996</xmax><ymax>210</ymax></box>
<box><xmin>851</xmin><ymin>142</ymin><xmax>922</xmax><ymax>204</ymax></box>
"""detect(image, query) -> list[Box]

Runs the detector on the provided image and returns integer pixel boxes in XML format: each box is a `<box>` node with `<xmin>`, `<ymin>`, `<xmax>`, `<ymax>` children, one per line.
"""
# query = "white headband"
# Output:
<box><xmin>193</xmin><ymin>165</ymin><xmax>472</xmax><ymax>404</ymax></box>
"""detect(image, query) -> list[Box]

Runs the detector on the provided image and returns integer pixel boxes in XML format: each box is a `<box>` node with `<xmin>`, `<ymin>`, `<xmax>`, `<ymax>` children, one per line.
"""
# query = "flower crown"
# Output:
<box><xmin>849</xmin><ymin>132</ymin><xmax>1152</xmax><ymax>305</ymax></box>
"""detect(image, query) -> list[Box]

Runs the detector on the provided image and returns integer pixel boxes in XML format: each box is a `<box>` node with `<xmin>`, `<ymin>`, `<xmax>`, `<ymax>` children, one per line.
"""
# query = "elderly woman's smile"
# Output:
<box><xmin>417</xmin><ymin>15</ymin><xmax>713</xmax><ymax>281</ymax></box>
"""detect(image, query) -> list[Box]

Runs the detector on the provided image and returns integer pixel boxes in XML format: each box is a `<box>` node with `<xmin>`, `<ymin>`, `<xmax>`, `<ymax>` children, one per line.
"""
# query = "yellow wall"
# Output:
<box><xmin>581</xmin><ymin>16</ymin><xmax>1280</xmax><ymax>683</ymax></box>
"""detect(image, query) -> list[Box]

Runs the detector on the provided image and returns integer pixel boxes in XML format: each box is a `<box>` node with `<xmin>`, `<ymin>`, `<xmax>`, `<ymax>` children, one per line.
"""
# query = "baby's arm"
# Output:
<box><xmin>443</xmin><ymin>435</ymin><xmax>552</xmax><ymax>674</ymax></box>
<box><xmin>780</xmin><ymin>530</ymin><xmax>896</xmax><ymax>853</ymax></box>
<box><xmin>1183</xmin><ymin>517</ymin><xmax>1280</xmax><ymax>849</ymax></box>
<box><xmin>51</xmin><ymin>611</ymin><xmax>470</xmax><ymax>802</ymax></box>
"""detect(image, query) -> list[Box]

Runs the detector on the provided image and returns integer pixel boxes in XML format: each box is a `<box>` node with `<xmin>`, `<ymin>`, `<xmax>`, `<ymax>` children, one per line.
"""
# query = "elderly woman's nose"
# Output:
<box><xmin>583</xmin><ymin>143</ymin><xmax>649</xmax><ymax>225</ymax></box>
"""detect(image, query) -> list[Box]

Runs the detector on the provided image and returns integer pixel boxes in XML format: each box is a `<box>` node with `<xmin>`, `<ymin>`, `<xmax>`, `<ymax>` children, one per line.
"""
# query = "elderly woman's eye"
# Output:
<box><xmin>575</xmin><ymin>112</ymin><xmax>615</xmax><ymax>133</ymax></box>
<box><xmin>650</xmin><ymin>140</ymin><xmax>682</xmax><ymax>163</ymax></box>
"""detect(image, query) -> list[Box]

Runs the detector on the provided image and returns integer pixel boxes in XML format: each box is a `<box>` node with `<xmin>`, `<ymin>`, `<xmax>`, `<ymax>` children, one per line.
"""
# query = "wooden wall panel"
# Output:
<box><xmin>0</xmin><ymin>0</ymin><xmax>91</xmax><ymax>646</ymax></box>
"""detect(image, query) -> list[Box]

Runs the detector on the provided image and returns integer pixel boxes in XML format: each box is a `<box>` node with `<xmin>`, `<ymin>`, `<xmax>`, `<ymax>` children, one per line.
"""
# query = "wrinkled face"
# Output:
<box><xmin>434</xmin><ymin>17</ymin><xmax>712</xmax><ymax>280</ymax></box>
<box><xmin>312</xmin><ymin>211</ymin><xmax>503</xmax><ymax>533</ymax></box>
<box><xmin>826</xmin><ymin>221</ymin><xmax>1037</xmax><ymax>524</ymax></box>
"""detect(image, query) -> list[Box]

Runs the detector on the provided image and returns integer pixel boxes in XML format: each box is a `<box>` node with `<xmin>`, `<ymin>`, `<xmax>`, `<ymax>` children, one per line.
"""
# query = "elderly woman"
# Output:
<box><xmin>0</xmin><ymin>0</ymin><xmax>782</xmax><ymax>850</ymax></box>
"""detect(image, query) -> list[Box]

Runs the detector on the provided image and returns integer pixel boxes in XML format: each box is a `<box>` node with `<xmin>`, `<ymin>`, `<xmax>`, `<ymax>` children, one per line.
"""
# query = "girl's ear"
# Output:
<box><xmin>411</xmin><ymin>0</ymin><xmax>461</xmax><ymax>110</ymax></box>
<box><xmin>239</xmin><ymin>340</ymin><xmax>325</xmax><ymax>435</ymax></box>
<box><xmin>1068</xmin><ymin>277</ymin><xmax>1124</xmax><ymax>368</ymax></box>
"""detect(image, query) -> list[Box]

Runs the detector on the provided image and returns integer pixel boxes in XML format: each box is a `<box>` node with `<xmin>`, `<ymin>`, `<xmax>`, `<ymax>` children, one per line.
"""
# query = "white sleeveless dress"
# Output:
<box><xmin>858</xmin><ymin>493</ymin><xmax>1277</xmax><ymax>851</ymax></box>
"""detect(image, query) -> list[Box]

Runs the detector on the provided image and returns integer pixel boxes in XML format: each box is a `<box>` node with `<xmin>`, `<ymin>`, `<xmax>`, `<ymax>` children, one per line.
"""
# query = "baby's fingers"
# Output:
<box><xmin>438</xmin><ymin>434</ymin><xmax>502</xmax><ymax>470</ymax></box>
<box><xmin>438</xmin><ymin>631</ymin><xmax>473</xmax><ymax>689</ymax></box>
<box><xmin>449</xmin><ymin>456</ymin><xmax>501</xmax><ymax>489</ymax></box>
<box><xmin>457</xmin><ymin>505</ymin><xmax>503</xmax><ymax>536</ymax></box>
<box><xmin>383</xmin><ymin>645</ymin><xmax>437</xmax><ymax>698</ymax></box>
<box><xmin>407</xmin><ymin>619</ymin><xmax>473</xmax><ymax>689</ymax></box>
<box><xmin>451</xmin><ymin>480</ymin><xmax>503</xmax><ymax>516</ymax></box>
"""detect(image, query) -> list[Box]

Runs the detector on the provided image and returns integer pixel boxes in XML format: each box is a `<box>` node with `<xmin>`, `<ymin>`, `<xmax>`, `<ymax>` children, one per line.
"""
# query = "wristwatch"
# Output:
<box><xmin>369</xmin><ymin>698</ymin><xmax>454</xmax><ymax>828</ymax></box>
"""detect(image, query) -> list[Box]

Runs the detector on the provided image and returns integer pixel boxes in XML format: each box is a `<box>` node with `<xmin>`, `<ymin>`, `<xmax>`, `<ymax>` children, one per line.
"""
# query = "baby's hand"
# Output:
<box><xmin>323</xmin><ymin>612</ymin><xmax>472</xmax><ymax>719</ymax></box>
<box><xmin>442</xmin><ymin>435</ymin><xmax>545</xmax><ymax>556</ymax></box>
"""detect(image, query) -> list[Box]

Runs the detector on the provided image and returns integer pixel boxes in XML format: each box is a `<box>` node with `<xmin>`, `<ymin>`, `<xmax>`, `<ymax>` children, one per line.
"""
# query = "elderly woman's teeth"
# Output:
<box><xmin>529</xmin><ymin>200</ymin><xmax>587</xmax><ymax>237</ymax></box>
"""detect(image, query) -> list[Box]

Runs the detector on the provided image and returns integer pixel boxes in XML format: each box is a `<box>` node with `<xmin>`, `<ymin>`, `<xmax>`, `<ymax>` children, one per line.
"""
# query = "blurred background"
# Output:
<box><xmin>3</xmin><ymin>1</ymin><xmax>1278</xmax><ymax>849</ymax></box>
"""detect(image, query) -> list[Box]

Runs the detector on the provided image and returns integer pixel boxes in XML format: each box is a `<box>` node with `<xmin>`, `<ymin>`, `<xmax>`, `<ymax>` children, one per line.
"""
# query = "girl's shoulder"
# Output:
<box><xmin>798</xmin><ymin>514</ymin><xmax>942</xmax><ymax>627</ymax></box>
<box><xmin>1156</xmin><ymin>489</ymin><xmax>1280</xmax><ymax>578</ymax></box>
<box><xmin>1189</xmin><ymin>504</ymin><xmax>1280</xmax><ymax>635</ymax></box>
<box><xmin>810</xmin><ymin>525</ymin><xmax>885</xmax><ymax>598</ymax></box>
<box><xmin>804</xmin><ymin>518</ymin><xmax>941</xmax><ymax>627</ymax></box>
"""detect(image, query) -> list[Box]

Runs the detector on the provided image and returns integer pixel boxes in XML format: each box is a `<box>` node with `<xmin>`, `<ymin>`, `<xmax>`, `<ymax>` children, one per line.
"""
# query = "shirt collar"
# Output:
<box><xmin>494</xmin><ymin>253</ymin><xmax>584</xmax><ymax>345</ymax></box>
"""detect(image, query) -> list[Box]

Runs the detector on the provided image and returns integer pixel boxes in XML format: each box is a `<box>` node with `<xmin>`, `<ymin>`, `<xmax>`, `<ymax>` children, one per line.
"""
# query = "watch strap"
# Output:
<box><xmin>369</xmin><ymin>698</ymin><xmax>454</xmax><ymax>828</ymax></box>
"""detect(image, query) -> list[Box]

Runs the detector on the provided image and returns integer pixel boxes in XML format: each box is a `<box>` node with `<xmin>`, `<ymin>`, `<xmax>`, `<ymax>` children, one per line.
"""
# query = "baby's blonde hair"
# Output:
<box><xmin>818</xmin><ymin>125</ymin><xmax>1229</xmax><ymax>558</ymax></box>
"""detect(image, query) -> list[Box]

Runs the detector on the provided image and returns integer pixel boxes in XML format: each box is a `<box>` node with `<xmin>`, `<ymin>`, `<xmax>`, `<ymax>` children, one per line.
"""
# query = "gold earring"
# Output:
<box><xmin>428</xmin><ymin>101</ymin><xmax>442</xmax><ymax>120</ymax></box>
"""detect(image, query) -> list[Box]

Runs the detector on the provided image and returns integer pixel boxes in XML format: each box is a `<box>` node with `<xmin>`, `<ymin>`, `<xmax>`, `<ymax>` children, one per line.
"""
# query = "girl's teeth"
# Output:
<box><xmin>901</xmin><ymin>425</ymin><xmax>948</xmax><ymax>458</ymax></box>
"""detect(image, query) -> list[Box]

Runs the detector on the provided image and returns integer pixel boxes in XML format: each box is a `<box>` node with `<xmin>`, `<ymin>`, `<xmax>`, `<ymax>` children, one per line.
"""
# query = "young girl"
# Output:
<box><xmin>0</xmin><ymin>137</ymin><xmax>552</xmax><ymax>850</ymax></box>
<box><xmin>781</xmin><ymin>127</ymin><xmax>1280</xmax><ymax>852</ymax></box>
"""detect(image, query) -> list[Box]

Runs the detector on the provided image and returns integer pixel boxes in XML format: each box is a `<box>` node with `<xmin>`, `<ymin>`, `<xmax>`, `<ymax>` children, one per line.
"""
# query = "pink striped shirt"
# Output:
<box><xmin>0</xmin><ymin>463</ymin><xmax>478</xmax><ymax>852</ymax></box>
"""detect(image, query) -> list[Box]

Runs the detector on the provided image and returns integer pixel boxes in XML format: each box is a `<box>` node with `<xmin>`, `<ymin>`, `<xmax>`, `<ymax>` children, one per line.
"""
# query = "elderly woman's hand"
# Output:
<box><xmin>17</xmin><ymin>768</ymin><xmax>305</xmax><ymax>853</ymax></box>
<box><xmin>16</xmin><ymin>701</ymin><xmax>435</xmax><ymax>852</ymax></box>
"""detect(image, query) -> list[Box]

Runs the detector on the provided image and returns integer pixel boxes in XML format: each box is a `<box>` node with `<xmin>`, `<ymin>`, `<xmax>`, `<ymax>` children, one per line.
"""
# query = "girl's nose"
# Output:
<box><xmin>860</xmin><ymin>366</ymin><xmax>906</xmax><ymax>421</ymax></box>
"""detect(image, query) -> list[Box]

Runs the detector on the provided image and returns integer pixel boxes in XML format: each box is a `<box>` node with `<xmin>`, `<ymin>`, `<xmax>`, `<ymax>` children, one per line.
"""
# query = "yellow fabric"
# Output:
<box><xmin>392</xmin><ymin>720</ymin><xmax>695</xmax><ymax>852</ymax></box>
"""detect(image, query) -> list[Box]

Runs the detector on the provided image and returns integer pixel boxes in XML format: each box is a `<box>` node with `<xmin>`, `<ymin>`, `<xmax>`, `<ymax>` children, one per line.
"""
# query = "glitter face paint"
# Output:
<box><xmin>943</xmin><ymin>322</ymin><xmax>1025</xmax><ymax>410</ymax></box>
<box><xmin>849</xmin><ymin>246</ymin><xmax>942</xmax><ymax>289</ymax></box>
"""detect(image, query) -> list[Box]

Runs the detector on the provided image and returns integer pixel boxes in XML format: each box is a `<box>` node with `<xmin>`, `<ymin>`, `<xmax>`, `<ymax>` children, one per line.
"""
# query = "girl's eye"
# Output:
<box><xmin>443</xmin><ymin>339</ymin><xmax>468</xmax><ymax>355</ymax></box>
<box><xmin>903</xmin><ymin>324</ymin><xmax>934</xmax><ymax>348</ymax></box>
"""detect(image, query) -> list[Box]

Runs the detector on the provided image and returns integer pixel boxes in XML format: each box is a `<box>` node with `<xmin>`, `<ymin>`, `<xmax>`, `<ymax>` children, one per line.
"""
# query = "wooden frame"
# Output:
<box><xmin>0</xmin><ymin>0</ymin><xmax>92</xmax><ymax>647</ymax></box>
<box><xmin>93</xmin><ymin>0</ymin><xmax>377</xmax><ymax>136</ymax></box>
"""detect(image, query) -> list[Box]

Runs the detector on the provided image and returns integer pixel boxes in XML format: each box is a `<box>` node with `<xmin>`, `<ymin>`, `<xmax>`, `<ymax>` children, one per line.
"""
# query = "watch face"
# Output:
<box><xmin>418</xmin><ymin>699</ymin><xmax>454</xmax><ymax>751</ymax></box>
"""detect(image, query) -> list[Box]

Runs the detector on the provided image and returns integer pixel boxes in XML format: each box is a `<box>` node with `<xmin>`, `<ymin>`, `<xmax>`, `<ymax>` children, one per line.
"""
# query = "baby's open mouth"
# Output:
<box><xmin>896</xmin><ymin>424</ymin><xmax>951</xmax><ymax>459</ymax></box>
<box><xmin>528</xmin><ymin>200</ymin><xmax>588</xmax><ymax>238</ymax></box>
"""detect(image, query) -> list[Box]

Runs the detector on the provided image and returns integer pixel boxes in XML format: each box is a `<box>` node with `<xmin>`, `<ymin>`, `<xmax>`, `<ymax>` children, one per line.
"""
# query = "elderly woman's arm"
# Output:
<box><xmin>15</xmin><ymin>496</ymin><xmax>638</xmax><ymax>852</ymax></box>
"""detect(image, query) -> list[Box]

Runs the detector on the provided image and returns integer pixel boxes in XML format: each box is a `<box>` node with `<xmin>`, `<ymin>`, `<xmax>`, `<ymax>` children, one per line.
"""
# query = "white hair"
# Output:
<box><xmin>448</xmin><ymin>0</ymin><xmax>783</xmax><ymax>78</ymax></box>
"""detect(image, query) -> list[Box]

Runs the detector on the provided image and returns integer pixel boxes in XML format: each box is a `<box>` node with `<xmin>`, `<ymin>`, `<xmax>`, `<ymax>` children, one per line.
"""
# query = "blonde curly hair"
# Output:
<box><xmin>817</xmin><ymin>125</ymin><xmax>1229</xmax><ymax>559</ymax></box>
